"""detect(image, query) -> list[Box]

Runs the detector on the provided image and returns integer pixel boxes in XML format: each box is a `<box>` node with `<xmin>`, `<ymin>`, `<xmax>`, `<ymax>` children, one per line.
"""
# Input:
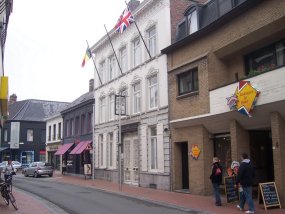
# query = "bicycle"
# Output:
<box><xmin>0</xmin><ymin>172</ymin><xmax>18</xmax><ymax>210</ymax></box>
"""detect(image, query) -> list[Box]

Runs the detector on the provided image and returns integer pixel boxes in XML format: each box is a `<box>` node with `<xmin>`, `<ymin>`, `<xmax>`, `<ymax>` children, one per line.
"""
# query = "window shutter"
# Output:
<box><xmin>95</xmin><ymin>134</ymin><xmax>99</xmax><ymax>168</ymax></box>
<box><xmin>141</xmin><ymin>125</ymin><xmax>148</xmax><ymax>171</ymax></box>
<box><xmin>157</xmin><ymin>123</ymin><xmax>164</xmax><ymax>172</ymax></box>
<box><xmin>113</xmin><ymin>130</ymin><xmax>118</xmax><ymax>169</ymax></box>
<box><xmin>103</xmin><ymin>133</ymin><xmax>107</xmax><ymax>168</ymax></box>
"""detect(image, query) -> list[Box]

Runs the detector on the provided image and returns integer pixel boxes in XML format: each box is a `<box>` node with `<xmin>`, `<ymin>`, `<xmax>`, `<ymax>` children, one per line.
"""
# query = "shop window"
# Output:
<box><xmin>245</xmin><ymin>39</ymin><xmax>285</xmax><ymax>76</ymax></box>
<box><xmin>214</xmin><ymin>135</ymin><xmax>231</xmax><ymax>178</ymax></box>
<box><xmin>177</xmin><ymin>68</ymin><xmax>198</xmax><ymax>96</ymax></box>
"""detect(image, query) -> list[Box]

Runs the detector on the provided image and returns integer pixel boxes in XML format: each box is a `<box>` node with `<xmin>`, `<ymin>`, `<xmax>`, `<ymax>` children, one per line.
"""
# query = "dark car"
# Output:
<box><xmin>22</xmin><ymin>162</ymin><xmax>53</xmax><ymax>178</ymax></box>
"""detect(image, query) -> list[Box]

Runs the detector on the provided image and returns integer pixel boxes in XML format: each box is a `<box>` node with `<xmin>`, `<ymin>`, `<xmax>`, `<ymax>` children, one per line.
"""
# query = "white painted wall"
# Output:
<box><xmin>45</xmin><ymin>114</ymin><xmax>63</xmax><ymax>144</ymax></box>
<box><xmin>210</xmin><ymin>67</ymin><xmax>285</xmax><ymax>115</ymax></box>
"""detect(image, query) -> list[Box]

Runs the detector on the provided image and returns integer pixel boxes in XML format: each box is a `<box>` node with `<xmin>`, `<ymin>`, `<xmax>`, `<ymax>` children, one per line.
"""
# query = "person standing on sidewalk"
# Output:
<box><xmin>210</xmin><ymin>157</ymin><xmax>223</xmax><ymax>206</ymax></box>
<box><xmin>236</xmin><ymin>153</ymin><xmax>255</xmax><ymax>214</ymax></box>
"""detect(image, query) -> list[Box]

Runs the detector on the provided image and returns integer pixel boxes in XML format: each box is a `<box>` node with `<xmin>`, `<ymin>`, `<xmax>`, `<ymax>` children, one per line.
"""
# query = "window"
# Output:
<box><xmin>245</xmin><ymin>39</ymin><xmax>285</xmax><ymax>75</ymax></box>
<box><xmin>48</xmin><ymin>126</ymin><xmax>51</xmax><ymax>141</ymax></box>
<box><xmin>133</xmin><ymin>83</ymin><xmax>141</xmax><ymax>114</ymax></box>
<box><xmin>81</xmin><ymin>114</ymin><xmax>86</xmax><ymax>134</ymax></box>
<box><xmin>150</xmin><ymin>127</ymin><xmax>157</xmax><ymax>170</ymax></box>
<box><xmin>178</xmin><ymin>68</ymin><xmax>198</xmax><ymax>95</ymax></box>
<box><xmin>53</xmin><ymin>124</ymin><xmax>56</xmax><ymax>140</ymax></box>
<box><xmin>108</xmin><ymin>133</ymin><xmax>113</xmax><ymax>167</ymax></box>
<box><xmin>187</xmin><ymin>9</ymin><xmax>198</xmax><ymax>35</ymax></box>
<box><xmin>65</xmin><ymin>120</ymin><xmax>69</xmax><ymax>137</ymax></box>
<box><xmin>58</xmin><ymin>122</ymin><xmax>61</xmax><ymax>139</ymax></box>
<box><xmin>120</xmin><ymin>46</ymin><xmax>127</xmax><ymax>73</ymax></box>
<box><xmin>99</xmin><ymin>97</ymin><xmax>106</xmax><ymax>123</ymax></box>
<box><xmin>41</xmin><ymin>130</ymin><xmax>46</xmax><ymax>143</ymax></box>
<box><xmin>108</xmin><ymin>55</ymin><xmax>116</xmax><ymax>81</ymax></box>
<box><xmin>70</xmin><ymin>119</ymin><xmax>74</xmax><ymax>136</ymax></box>
<box><xmin>147</xmin><ymin>26</ymin><xmax>156</xmax><ymax>57</ymax></box>
<box><xmin>27</xmin><ymin>129</ymin><xmax>33</xmax><ymax>142</ymax></box>
<box><xmin>133</xmin><ymin>37</ymin><xmax>141</xmax><ymax>67</ymax></box>
<box><xmin>148</xmin><ymin>75</ymin><xmax>158</xmax><ymax>109</ymax></box>
<box><xmin>109</xmin><ymin>94</ymin><xmax>115</xmax><ymax>121</ymax></box>
<box><xmin>87</xmin><ymin>112</ymin><xmax>92</xmax><ymax>133</ymax></box>
<box><xmin>75</xmin><ymin>116</ymin><xmax>80</xmax><ymax>135</ymax></box>
<box><xmin>4</xmin><ymin>129</ymin><xmax>7</xmax><ymax>142</ymax></box>
<box><xmin>99</xmin><ymin>61</ymin><xmax>106</xmax><ymax>84</ymax></box>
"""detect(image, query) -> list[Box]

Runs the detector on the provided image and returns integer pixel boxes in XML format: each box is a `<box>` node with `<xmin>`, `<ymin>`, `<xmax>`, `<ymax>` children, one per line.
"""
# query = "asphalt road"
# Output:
<box><xmin>13</xmin><ymin>175</ymin><xmax>192</xmax><ymax>214</ymax></box>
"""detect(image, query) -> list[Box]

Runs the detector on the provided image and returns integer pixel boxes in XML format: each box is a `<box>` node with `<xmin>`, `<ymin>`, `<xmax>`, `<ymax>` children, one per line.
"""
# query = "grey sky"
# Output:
<box><xmin>4</xmin><ymin>0</ymin><xmax>124</xmax><ymax>102</ymax></box>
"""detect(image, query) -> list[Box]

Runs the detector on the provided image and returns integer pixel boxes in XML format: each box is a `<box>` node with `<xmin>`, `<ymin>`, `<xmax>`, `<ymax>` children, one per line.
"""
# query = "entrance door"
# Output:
<box><xmin>123</xmin><ymin>132</ymin><xmax>139</xmax><ymax>185</ymax></box>
<box><xmin>181</xmin><ymin>142</ymin><xmax>189</xmax><ymax>189</ymax></box>
<box><xmin>250</xmin><ymin>131</ymin><xmax>274</xmax><ymax>184</ymax></box>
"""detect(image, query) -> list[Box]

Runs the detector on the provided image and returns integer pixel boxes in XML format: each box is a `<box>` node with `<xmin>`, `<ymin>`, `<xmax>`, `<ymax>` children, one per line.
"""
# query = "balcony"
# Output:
<box><xmin>170</xmin><ymin>67</ymin><xmax>285</xmax><ymax>133</ymax></box>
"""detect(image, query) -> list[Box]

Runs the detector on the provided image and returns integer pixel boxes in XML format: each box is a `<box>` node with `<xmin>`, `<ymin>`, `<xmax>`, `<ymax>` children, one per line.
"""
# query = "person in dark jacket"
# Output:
<box><xmin>210</xmin><ymin>157</ymin><xmax>223</xmax><ymax>206</ymax></box>
<box><xmin>236</xmin><ymin>153</ymin><xmax>255</xmax><ymax>214</ymax></box>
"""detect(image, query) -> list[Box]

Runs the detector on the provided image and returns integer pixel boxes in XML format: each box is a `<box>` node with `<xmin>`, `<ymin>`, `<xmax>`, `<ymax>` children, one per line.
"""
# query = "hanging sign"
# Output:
<box><xmin>227</xmin><ymin>80</ymin><xmax>260</xmax><ymax>117</ymax></box>
<box><xmin>189</xmin><ymin>144</ymin><xmax>201</xmax><ymax>160</ymax></box>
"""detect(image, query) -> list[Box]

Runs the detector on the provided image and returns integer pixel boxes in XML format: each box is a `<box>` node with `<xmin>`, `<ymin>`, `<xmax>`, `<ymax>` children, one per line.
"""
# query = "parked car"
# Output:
<box><xmin>22</xmin><ymin>162</ymin><xmax>53</xmax><ymax>178</ymax></box>
<box><xmin>0</xmin><ymin>161</ymin><xmax>22</xmax><ymax>172</ymax></box>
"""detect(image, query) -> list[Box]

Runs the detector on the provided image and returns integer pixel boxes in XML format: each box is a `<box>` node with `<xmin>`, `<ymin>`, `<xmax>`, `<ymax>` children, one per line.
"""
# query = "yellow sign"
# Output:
<box><xmin>227</xmin><ymin>80</ymin><xmax>260</xmax><ymax>117</ymax></box>
<box><xmin>190</xmin><ymin>144</ymin><xmax>201</xmax><ymax>160</ymax></box>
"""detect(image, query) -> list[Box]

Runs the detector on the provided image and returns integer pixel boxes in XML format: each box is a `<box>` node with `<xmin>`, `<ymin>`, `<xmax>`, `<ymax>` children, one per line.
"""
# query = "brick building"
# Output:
<box><xmin>162</xmin><ymin>0</ymin><xmax>285</xmax><ymax>205</ymax></box>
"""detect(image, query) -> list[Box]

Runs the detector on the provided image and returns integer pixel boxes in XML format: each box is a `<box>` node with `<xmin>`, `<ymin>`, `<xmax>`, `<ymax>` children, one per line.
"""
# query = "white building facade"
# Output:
<box><xmin>45</xmin><ymin>113</ymin><xmax>63</xmax><ymax>170</ymax></box>
<box><xmin>92</xmin><ymin>0</ymin><xmax>171</xmax><ymax>190</ymax></box>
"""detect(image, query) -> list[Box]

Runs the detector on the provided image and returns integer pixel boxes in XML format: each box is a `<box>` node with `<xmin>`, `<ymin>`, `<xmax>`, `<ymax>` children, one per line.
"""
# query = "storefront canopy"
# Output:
<box><xmin>70</xmin><ymin>141</ymin><xmax>92</xmax><ymax>155</ymax></box>
<box><xmin>55</xmin><ymin>143</ymin><xmax>73</xmax><ymax>155</ymax></box>
<box><xmin>0</xmin><ymin>147</ymin><xmax>8</xmax><ymax>152</ymax></box>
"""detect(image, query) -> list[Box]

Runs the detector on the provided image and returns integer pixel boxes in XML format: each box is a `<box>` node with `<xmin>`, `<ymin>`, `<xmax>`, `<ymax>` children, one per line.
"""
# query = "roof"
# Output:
<box><xmin>8</xmin><ymin>99</ymin><xmax>69</xmax><ymax>122</ymax></box>
<box><xmin>161</xmin><ymin>0</ymin><xmax>261</xmax><ymax>54</ymax></box>
<box><xmin>61</xmin><ymin>91</ymin><xmax>94</xmax><ymax>114</ymax></box>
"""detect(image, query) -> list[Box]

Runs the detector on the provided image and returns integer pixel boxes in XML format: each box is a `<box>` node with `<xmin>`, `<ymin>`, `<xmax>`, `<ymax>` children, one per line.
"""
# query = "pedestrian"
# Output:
<box><xmin>3</xmin><ymin>160</ymin><xmax>14</xmax><ymax>182</ymax></box>
<box><xmin>210</xmin><ymin>157</ymin><xmax>223</xmax><ymax>206</ymax></box>
<box><xmin>236</xmin><ymin>153</ymin><xmax>255</xmax><ymax>213</ymax></box>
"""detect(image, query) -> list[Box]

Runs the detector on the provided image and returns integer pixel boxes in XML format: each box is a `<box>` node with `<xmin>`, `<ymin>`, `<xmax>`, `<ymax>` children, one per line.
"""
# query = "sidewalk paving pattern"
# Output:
<box><xmin>1</xmin><ymin>171</ymin><xmax>284</xmax><ymax>214</ymax></box>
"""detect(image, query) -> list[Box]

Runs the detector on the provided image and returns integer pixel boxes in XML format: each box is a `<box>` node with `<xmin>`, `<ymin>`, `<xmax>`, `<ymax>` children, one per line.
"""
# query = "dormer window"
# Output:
<box><xmin>187</xmin><ymin>9</ymin><xmax>198</xmax><ymax>35</ymax></box>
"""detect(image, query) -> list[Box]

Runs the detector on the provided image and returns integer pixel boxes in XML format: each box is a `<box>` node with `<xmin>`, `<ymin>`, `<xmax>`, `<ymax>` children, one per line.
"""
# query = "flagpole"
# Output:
<box><xmin>86</xmin><ymin>40</ymin><xmax>102</xmax><ymax>85</ymax></box>
<box><xmin>125</xmin><ymin>1</ymin><xmax>152</xmax><ymax>59</ymax></box>
<box><xmin>104</xmin><ymin>25</ymin><xmax>123</xmax><ymax>75</ymax></box>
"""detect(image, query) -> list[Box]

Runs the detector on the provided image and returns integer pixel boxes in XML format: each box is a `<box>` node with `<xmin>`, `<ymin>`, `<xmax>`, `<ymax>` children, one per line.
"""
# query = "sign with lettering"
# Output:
<box><xmin>224</xmin><ymin>176</ymin><xmax>239</xmax><ymax>203</ymax></box>
<box><xmin>258</xmin><ymin>182</ymin><xmax>281</xmax><ymax>210</ymax></box>
<box><xmin>226</xmin><ymin>80</ymin><xmax>260</xmax><ymax>117</ymax></box>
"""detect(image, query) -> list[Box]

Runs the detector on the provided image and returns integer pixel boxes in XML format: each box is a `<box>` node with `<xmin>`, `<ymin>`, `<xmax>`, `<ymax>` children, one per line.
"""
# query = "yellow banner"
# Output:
<box><xmin>0</xmin><ymin>76</ymin><xmax>8</xmax><ymax>99</ymax></box>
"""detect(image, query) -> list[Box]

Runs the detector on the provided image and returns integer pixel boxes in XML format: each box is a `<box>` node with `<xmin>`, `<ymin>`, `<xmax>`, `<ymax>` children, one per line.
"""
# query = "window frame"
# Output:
<box><xmin>147</xmin><ymin>26</ymin><xmax>157</xmax><ymax>57</ymax></box>
<box><xmin>149</xmin><ymin>126</ymin><xmax>158</xmax><ymax>170</ymax></box>
<box><xmin>99</xmin><ymin>97</ymin><xmax>106</xmax><ymax>123</ymax></box>
<box><xmin>148</xmin><ymin>75</ymin><xmax>158</xmax><ymax>109</ymax></box>
<box><xmin>177</xmin><ymin>68</ymin><xmax>199</xmax><ymax>96</ymax></box>
<box><xmin>186</xmin><ymin>8</ymin><xmax>198</xmax><ymax>35</ymax></box>
<box><xmin>27</xmin><ymin>129</ymin><xmax>34</xmax><ymax>142</ymax></box>
<box><xmin>108</xmin><ymin>54</ymin><xmax>116</xmax><ymax>81</ymax></box>
<box><xmin>109</xmin><ymin>94</ymin><xmax>115</xmax><ymax>121</ymax></box>
<box><xmin>133</xmin><ymin>37</ymin><xmax>141</xmax><ymax>67</ymax></box>
<box><xmin>119</xmin><ymin>46</ymin><xmax>128</xmax><ymax>73</ymax></box>
<box><xmin>133</xmin><ymin>82</ymin><xmax>141</xmax><ymax>114</ymax></box>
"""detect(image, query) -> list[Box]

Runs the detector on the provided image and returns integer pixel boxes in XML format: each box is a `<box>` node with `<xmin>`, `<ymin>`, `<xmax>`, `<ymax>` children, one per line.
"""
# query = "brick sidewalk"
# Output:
<box><xmin>0</xmin><ymin>189</ymin><xmax>52</xmax><ymax>214</ymax></box>
<box><xmin>53</xmin><ymin>171</ymin><xmax>285</xmax><ymax>214</ymax></box>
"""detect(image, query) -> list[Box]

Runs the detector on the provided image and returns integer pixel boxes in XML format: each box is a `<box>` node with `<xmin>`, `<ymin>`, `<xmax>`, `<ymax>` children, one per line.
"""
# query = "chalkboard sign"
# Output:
<box><xmin>224</xmin><ymin>176</ymin><xmax>239</xmax><ymax>203</ymax></box>
<box><xmin>258</xmin><ymin>182</ymin><xmax>281</xmax><ymax>210</ymax></box>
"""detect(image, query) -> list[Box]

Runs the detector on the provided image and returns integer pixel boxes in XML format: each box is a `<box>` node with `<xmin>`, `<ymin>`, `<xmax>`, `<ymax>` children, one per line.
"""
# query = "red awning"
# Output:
<box><xmin>70</xmin><ymin>141</ymin><xmax>92</xmax><ymax>155</ymax></box>
<box><xmin>55</xmin><ymin>143</ymin><xmax>73</xmax><ymax>155</ymax></box>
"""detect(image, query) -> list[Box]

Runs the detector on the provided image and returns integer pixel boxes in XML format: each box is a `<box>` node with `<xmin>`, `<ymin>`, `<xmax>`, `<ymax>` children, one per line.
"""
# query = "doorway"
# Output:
<box><xmin>249</xmin><ymin>130</ymin><xmax>274</xmax><ymax>184</ymax></box>
<box><xmin>180</xmin><ymin>142</ymin><xmax>189</xmax><ymax>189</ymax></box>
<box><xmin>123</xmin><ymin>132</ymin><xmax>139</xmax><ymax>185</ymax></box>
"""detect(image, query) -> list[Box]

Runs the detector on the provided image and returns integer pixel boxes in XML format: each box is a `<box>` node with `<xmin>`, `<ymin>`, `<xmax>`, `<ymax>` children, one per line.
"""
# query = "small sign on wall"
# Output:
<box><xmin>189</xmin><ymin>144</ymin><xmax>201</xmax><ymax>160</ymax></box>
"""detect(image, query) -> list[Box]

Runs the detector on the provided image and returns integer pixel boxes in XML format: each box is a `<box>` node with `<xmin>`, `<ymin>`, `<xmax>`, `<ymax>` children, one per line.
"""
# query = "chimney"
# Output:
<box><xmin>89</xmin><ymin>79</ymin><xmax>94</xmax><ymax>92</ymax></box>
<box><xmin>128</xmin><ymin>0</ymin><xmax>140</xmax><ymax>12</ymax></box>
<box><xmin>9</xmin><ymin>93</ymin><xmax>17</xmax><ymax>105</ymax></box>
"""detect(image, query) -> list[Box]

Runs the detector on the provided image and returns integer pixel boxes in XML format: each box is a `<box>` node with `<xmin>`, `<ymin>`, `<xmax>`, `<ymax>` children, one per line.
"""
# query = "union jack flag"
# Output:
<box><xmin>114</xmin><ymin>7</ymin><xmax>134</xmax><ymax>34</ymax></box>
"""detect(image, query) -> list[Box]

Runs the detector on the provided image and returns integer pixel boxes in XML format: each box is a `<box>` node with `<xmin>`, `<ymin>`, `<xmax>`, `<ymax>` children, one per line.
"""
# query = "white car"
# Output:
<box><xmin>0</xmin><ymin>161</ymin><xmax>22</xmax><ymax>172</ymax></box>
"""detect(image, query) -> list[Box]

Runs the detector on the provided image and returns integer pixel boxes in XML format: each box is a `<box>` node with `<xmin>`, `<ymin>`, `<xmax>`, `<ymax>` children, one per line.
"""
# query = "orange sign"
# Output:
<box><xmin>190</xmin><ymin>144</ymin><xmax>201</xmax><ymax>160</ymax></box>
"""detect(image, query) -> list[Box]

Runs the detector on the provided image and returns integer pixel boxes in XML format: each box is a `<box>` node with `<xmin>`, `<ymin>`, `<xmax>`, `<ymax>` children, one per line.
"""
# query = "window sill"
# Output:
<box><xmin>177</xmin><ymin>91</ymin><xmax>199</xmax><ymax>100</ymax></box>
